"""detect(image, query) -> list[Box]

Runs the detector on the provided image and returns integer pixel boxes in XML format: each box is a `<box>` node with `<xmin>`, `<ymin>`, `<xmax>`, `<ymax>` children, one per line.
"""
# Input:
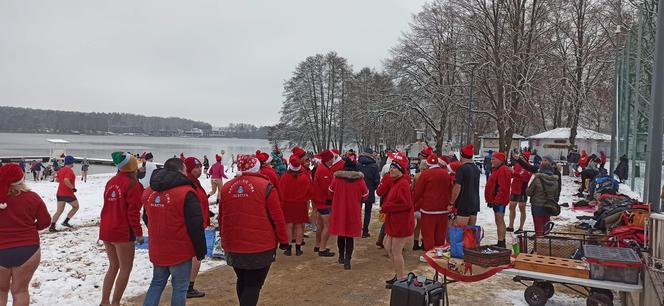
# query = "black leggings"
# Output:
<box><xmin>233</xmin><ymin>265</ymin><xmax>271</xmax><ymax>306</ymax></box>
<box><xmin>337</xmin><ymin>236</ymin><xmax>354</xmax><ymax>259</ymax></box>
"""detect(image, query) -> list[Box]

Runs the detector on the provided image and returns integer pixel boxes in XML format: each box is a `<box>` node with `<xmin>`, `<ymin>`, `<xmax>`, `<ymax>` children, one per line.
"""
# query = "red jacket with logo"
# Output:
<box><xmin>313</xmin><ymin>159</ymin><xmax>345</xmax><ymax>209</ymax></box>
<box><xmin>510</xmin><ymin>163</ymin><xmax>532</xmax><ymax>196</ymax></box>
<box><xmin>412</xmin><ymin>166</ymin><xmax>452</xmax><ymax>214</ymax></box>
<box><xmin>0</xmin><ymin>191</ymin><xmax>51</xmax><ymax>250</ymax></box>
<box><xmin>142</xmin><ymin>185</ymin><xmax>196</xmax><ymax>266</ymax></box>
<box><xmin>485</xmin><ymin>164</ymin><xmax>512</xmax><ymax>206</ymax></box>
<box><xmin>99</xmin><ymin>172</ymin><xmax>144</xmax><ymax>242</ymax></box>
<box><xmin>377</xmin><ymin>174</ymin><xmax>415</xmax><ymax>238</ymax></box>
<box><xmin>219</xmin><ymin>173</ymin><xmax>288</xmax><ymax>253</ymax></box>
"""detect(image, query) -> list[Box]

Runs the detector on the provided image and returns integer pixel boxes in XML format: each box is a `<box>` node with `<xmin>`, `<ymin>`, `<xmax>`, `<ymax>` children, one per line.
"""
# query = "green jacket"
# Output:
<box><xmin>527</xmin><ymin>172</ymin><xmax>560</xmax><ymax>208</ymax></box>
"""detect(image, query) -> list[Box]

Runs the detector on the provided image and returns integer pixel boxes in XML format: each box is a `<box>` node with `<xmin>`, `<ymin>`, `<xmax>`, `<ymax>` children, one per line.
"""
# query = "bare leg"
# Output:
<box><xmin>51</xmin><ymin>202</ymin><xmax>66</xmax><ymax>224</ymax></box>
<box><xmin>285</xmin><ymin>224</ymin><xmax>293</xmax><ymax>242</ymax></box>
<box><xmin>0</xmin><ymin>265</ymin><xmax>10</xmax><ymax>306</ymax></box>
<box><xmin>384</xmin><ymin>235</ymin><xmax>394</xmax><ymax>260</ymax></box>
<box><xmin>101</xmin><ymin>242</ymin><xmax>119</xmax><ymax>306</ymax></box>
<box><xmin>66</xmin><ymin>201</ymin><xmax>80</xmax><ymax>219</ymax></box>
<box><xmin>190</xmin><ymin>257</ymin><xmax>201</xmax><ymax>284</ymax></box>
<box><xmin>455</xmin><ymin>216</ymin><xmax>470</xmax><ymax>227</ymax></box>
<box><xmin>295</xmin><ymin>224</ymin><xmax>304</xmax><ymax>245</ymax></box>
<box><xmin>518</xmin><ymin>202</ymin><xmax>527</xmax><ymax>230</ymax></box>
<box><xmin>9</xmin><ymin>249</ymin><xmax>41</xmax><ymax>306</ymax></box>
<box><xmin>508</xmin><ymin>202</ymin><xmax>517</xmax><ymax>229</ymax></box>
<box><xmin>315</xmin><ymin>215</ymin><xmax>322</xmax><ymax>249</ymax></box>
<box><xmin>390</xmin><ymin>236</ymin><xmax>411</xmax><ymax>279</ymax></box>
<box><xmin>320</xmin><ymin>215</ymin><xmax>331</xmax><ymax>251</ymax></box>
<box><xmin>208</xmin><ymin>180</ymin><xmax>218</xmax><ymax>197</ymax></box>
<box><xmin>469</xmin><ymin>215</ymin><xmax>477</xmax><ymax>226</ymax></box>
<box><xmin>111</xmin><ymin>242</ymin><xmax>134</xmax><ymax>305</ymax></box>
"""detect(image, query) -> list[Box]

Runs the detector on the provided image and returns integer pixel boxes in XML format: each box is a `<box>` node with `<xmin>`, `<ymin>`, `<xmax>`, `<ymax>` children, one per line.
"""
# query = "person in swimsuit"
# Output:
<box><xmin>0</xmin><ymin>164</ymin><xmax>52</xmax><ymax>306</ymax></box>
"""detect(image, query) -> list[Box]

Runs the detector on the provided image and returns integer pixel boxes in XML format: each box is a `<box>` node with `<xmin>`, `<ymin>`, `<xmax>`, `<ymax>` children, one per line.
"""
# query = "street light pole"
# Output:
<box><xmin>466</xmin><ymin>63</ymin><xmax>478</xmax><ymax>145</ymax></box>
<box><xmin>645</xmin><ymin>0</ymin><xmax>664</xmax><ymax>211</ymax></box>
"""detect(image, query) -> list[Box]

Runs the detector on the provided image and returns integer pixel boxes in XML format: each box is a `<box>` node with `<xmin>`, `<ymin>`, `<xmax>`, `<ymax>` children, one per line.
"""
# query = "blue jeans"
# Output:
<box><xmin>143</xmin><ymin>260</ymin><xmax>192</xmax><ymax>306</ymax></box>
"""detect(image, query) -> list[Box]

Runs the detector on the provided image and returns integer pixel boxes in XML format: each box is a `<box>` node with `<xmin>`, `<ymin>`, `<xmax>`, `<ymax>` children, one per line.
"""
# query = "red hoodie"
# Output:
<box><xmin>412</xmin><ymin>166</ymin><xmax>452</xmax><ymax>213</ymax></box>
<box><xmin>99</xmin><ymin>172</ymin><xmax>144</xmax><ymax>242</ymax></box>
<box><xmin>510</xmin><ymin>163</ymin><xmax>532</xmax><ymax>196</ymax></box>
<box><xmin>378</xmin><ymin>174</ymin><xmax>414</xmax><ymax>238</ymax></box>
<box><xmin>0</xmin><ymin>191</ymin><xmax>51</xmax><ymax>250</ymax></box>
<box><xmin>485</xmin><ymin>164</ymin><xmax>511</xmax><ymax>206</ymax></box>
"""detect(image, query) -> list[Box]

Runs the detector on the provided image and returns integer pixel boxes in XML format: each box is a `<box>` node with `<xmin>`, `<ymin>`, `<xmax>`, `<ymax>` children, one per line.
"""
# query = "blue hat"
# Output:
<box><xmin>64</xmin><ymin>156</ymin><xmax>75</xmax><ymax>165</ymax></box>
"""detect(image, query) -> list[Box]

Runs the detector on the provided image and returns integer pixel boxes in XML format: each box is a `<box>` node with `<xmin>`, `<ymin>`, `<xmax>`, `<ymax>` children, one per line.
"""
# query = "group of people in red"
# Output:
<box><xmin>0</xmin><ymin>141</ymin><xmax>562</xmax><ymax>306</ymax></box>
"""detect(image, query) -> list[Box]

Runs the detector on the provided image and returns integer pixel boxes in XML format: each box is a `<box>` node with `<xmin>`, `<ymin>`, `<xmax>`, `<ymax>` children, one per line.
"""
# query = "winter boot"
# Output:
<box><xmin>62</xmin><ymin>218</ymin><xmax>73</xmax><ymax>228</ymax></box>
<box><xmin>376</xmin><ymin>232</ymin><xmax>385</xmax><ymax>248</ymax></box>
<box><xmin>295</xmin><ymin>244</ymin><xmax>303</xmax><ymax>256</ymax></box>
<box><xmin>344</xmin><ymin>257</ymin><xmax>351</xmax><ymax>270</ymax></box>
<box><xmin>49</xmin><ymin>223</ymin><xmax>57</xmax><ymax>232</ymax></box>
<box><xmin>496</xmin><ymin>240</ymin><xmax>507</xmax><ymax>248</ymax></box>
<box><xmin>283</xmin><ymin>245</ymin><xmax>292</xmax><ymax>256</ymax></box>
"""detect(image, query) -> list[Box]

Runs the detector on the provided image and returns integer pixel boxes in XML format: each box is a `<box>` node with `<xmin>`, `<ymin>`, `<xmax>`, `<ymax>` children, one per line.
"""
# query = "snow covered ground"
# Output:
<box><xmin>14</xmin><ymin>168</ymin><xmax>637</xmax><ymax>305</ymax></box>
<box><xmin>15</xmin><ymin>173</ymin><xmax>226</xmax><ymax>306</ymax></box>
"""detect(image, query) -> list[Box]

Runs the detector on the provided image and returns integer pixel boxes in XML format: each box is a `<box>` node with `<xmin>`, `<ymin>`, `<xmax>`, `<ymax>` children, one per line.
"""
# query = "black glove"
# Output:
<box><xmin>279</xmin><ymin>243</ymin><xmax>289</xmax><ymax>250</ymax></box>
<box><xmin>72</xmin><ymin>188</ymin><xmax>77</xmax><ymax>193</ymax></box>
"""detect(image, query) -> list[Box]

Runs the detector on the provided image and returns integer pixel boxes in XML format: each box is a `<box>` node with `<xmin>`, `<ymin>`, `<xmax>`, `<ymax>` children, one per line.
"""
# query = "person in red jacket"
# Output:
<box><xmin>312</xmin><ymin>149</ymin><xmax>345</xmax><ymax>257</ymax></box>
<box><xmin>484</xmin><ymin>151</ymin><xmax>512</xmax><ymax>248</ymax></box>
<box><xmin>0</xmin><ymin>164</ymin><xmax>51</xmax><ymax>306</ymax></box>
<box><xmin>142</xmin><ymin>158</ymin><xmax>206</xmax><ymax>306</ymax></box>
<box><xmin>278</xmin><ymin>155</ymin><xmax>312</xmax><ymax>256</ymax></box>
<box><xmin>184</xmin><ymin>157</ymin><xmax>210</xmax><ymax>299</ymax></box>
<box><xmin>508</xmin><ymin>151</ymin><xmax>532</xmax><ymax>234</ymax></box>
<box><xmin>50</xmin><ymin>155</ymin><xmax>79</xmax><ymax>232</ymax></box>
<box><xmin>219</xmin><ymin>155</ymin><xmax>289</xmax><ymax>306</ymax></box>
<box><xmin>412</xmin><ymin>154</ymin><xmax>452</xmax><ymax>252</ymax></box>
<box><xmin>329</xmin><ymin>158</ymin><xmax>369</xmax><ymax>270</ymax></box>
<box><xmin>256</xmin><ymin>150</ymin><xmax>280</xmax><ymax>190</ymax></box>
<box><xmin>377</xmin><ymin>152</ymin><xmax>414</xmax><ymax>285</ymax></box>
<box><xmin>99</xmin><ymin>152</ymin><xmax>143</xmax><ymax>306</ymax></box>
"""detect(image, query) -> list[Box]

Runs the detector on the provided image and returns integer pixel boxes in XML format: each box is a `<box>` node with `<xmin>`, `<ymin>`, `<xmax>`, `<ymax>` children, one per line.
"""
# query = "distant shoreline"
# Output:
<box><xmin>0</xmin><ymin>131</ymin><xmax>269</xmax><ymax>141</ymax></box>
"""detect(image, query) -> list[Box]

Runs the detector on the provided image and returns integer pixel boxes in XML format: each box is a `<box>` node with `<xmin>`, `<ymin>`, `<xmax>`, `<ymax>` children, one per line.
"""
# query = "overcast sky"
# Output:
<box><xmin>0</xmin><ymin>0</ymin><xmax>427</xmax><ymax>127</ymax></box>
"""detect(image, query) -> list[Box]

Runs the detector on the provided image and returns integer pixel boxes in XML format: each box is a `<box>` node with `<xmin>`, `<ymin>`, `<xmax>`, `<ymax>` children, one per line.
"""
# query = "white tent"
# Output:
<box><xmin>528</xmin><ymin>127</ymin><xmax>610</xmax><ymax>160</ymax></box>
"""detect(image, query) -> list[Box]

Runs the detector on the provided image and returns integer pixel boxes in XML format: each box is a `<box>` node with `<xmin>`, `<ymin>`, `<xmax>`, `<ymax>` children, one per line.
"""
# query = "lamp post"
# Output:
<box><xmin>466</xmin><ymin>62</ymin><xmax>479</xmax><ymax>145</ymax></box>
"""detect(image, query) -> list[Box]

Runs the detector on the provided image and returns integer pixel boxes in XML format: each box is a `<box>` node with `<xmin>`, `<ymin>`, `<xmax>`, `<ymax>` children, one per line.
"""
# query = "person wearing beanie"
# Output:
<box><xmin>449</xmin><ymin>145</ymin><xmax>481</xmax><ymax>227</ymax></box>
<box><xmin>278</xmin><ymin>155</ymin><xmax>312</xmax><ymax>257</ymax></box>
<box><xmin>345</xmin><ymin>149</ymin><xmax>358</xmax><ymax>162</ymax></box>
<box><xmin>527</xmin><ymin>159</ymin><xmax>560</xmax><ymax>236</ymax></box>
<box><xmin>81</xmin><ymin>158</ymin><xmax>90</xmax><ymax>183</ymax></box>
<box><xmin>484</xmin><ymin>151</ymin><xmax>512</xmax><ymax>248</ymax></box>
<box><xmin>328</xmin><ymin>158</ymin><xmax>369</xmax><ymax>270</ymax></box>
<box><xmin>99</xmin><ymin>152</ymin><xmax>144</xmax><ymax>305</ymax></box>
<box><xmin>413</xmin><ymin>154</ymin><xmax>453</xmax><ymax>254</ymax></box>
<box><xmin>207</xmin><ymin>154</ymin><xmax>228</xmax><ymax>199</ymax></box>
<box><xmin>270</xmin><ymin>145</ymin><xmax>287</xmax><ymax>176</ymax></box>
<box><xmin>0</xmin><ymin>164</ymin><xmax>51</xmax><ymax>306</ymax></box>
<box><xmin>257</xmin><ymin>150</ymin><xmax>280</xmax><ymax>191</ymax></box>
<box><xmin>312</xmin><ymin>149</ymin><xmax>345</xmax><ymax>257</ymax></box>
<box><xmin>142</xmin><ymin>158</ymin><xmax>206</xmax><ymax>306</ymax></box>
<box><xmin>219</xmin><ymin>155</ymin><xmax>288</xmax><ymax>306</ymax></box>
<box><xmin>483</xmin><ymin>150</ymin><xmax>493</xmax><ymax>180</ymax></box>
<box><xmin>508</xmin><ymin>151</ymin><xmax>532</xmax><ymax>234</ymax></box>
<box><xmin>184</xmin><ymin>157</ymin><xmax>210</xmax><ymax>299</ymax></box>
<box><xmin>137</xmin><ymin>152</ymin><xmax>156</xmax><ymax>188</ymax></box>
<box><xmin>50</xmin><ymin>155</ymin><xmax>79</xmax><ymax>232</ymax></box>
<box><xmin>357</xmin><ymin>147</ymin><xmax>380</xmax><ymax>238</ymax></box>
<box><xmin>376</xmin><ymin>152</ymin><xmax>414</xmax><ymax>284</ymax></box>
<box><xmin>202</xmin><ymin>155</ymin><xmax>210</xmax><ymax>179</ymax></box>
<box><xmin>513</xmin><ymin>153</ymin><xmax>562</xmax><ymax>201</ymax></box>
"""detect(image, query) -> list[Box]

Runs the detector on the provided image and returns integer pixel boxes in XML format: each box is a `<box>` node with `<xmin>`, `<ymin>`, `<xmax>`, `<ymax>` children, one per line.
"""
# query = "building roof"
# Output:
<box><xmin>528</xmin><ymin>127</ymin><xmax>611</xmax><ymax>141</ymax></box>
<box><xmin>479</xmin><ymin>131</ymin><xmax>526</xmax><ymax>139</ymax></box>
<box><xmin>46</xmin><ymin>139</ymin><xmax>70</xmax><ymax>144</ymax></box>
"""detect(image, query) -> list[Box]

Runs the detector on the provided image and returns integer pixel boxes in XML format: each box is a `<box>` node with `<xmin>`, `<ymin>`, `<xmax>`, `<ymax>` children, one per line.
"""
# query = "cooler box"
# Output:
<box><xmin>389</xmin><ymin>275</ymin><xmax>443</xmax><ymax>306</ymax></box>
<box><xmin>583</xmin><ymin>245</ymin><xmax>642</xmax><ymax>284</ymax></box>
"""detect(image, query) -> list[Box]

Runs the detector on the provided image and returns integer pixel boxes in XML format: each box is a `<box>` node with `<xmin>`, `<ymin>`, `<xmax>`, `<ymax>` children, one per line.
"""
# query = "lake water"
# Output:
<box><xmin>0</xmin><ymin>132</ymin><xmax>272</xmax><ymax>173</ymax></box>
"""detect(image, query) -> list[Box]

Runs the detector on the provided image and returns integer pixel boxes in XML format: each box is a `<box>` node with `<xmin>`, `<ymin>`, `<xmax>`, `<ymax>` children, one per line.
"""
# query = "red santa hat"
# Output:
<box><xmin>522</xmin><ymin>151</ymin><xmax>531</xmax><ymax>161</ymax></box>
<box><xmin>331</xmin><ymin>149</ymin><xmax>340</xmax><ymax>156</ymax></box>
<box><xmin>318</xmin><ymin>150</ymin><xmax>334</xmax><ymax>163</ymax></box>
<box><xmin>237</xmin><ymin>155</ymin><xmax>260</xmax><ymax>173</ymax></box>
<box><xmin>0</xmin><ymin>164</ymin><xmax>25</xmax><ymax>205</ymax></box>
<box><xmin>493</xmin><ymin>151</ymin><xmax>506</xmax><ymax>162</ymax></box>
<box><xmin>390</xmin><ymin>152</ymin><xmax>409</xmax><ymax>174</ymax></box>
<box><xmin>215</xmin><ymin>154</ymin><xmax>222</xmax><ymax>162</ymax></box>
<box><xmin>256</xmin><ymin>150</ymin><xmax>273</xmax><ymax>164</ymax></box>
<box><xmin>288</xmin><ymin>155</ymin><xmax>302</xmax><ymax>171</ymax></box>
<box><xmin>184</xmin><ymin>157</ymin><xmax>202</xmax><ymax>174</ymax></box>
<box><xmin>420</xmin><ymin>146</ymin><xmax>434</xmax><ymax>158</ymax></box>
<box><xmin>426</xmin><ymin>153</ymin><xmax>439</xmax><ymax>167</ymax></box>
<box><xmin>460</xmin><ymin>144</ymin><xmax>474</xmax><ymax>159</ymax></box>
<box><xmin>291</xmin><ymin>146</ymin><xmax>307</xmax><ymax>159</ymax></box>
